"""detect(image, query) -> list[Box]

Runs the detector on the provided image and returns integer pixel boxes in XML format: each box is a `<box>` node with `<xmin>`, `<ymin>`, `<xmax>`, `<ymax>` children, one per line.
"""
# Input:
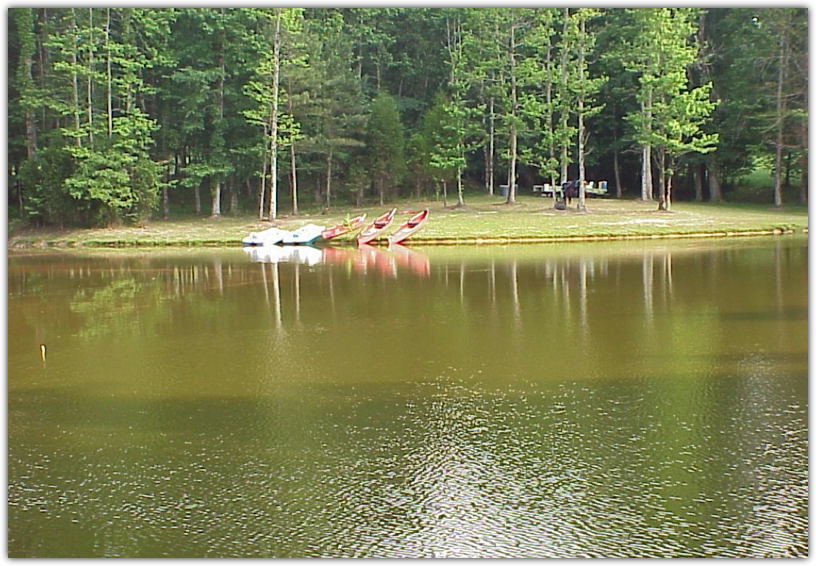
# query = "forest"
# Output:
<box><xmin>7</xmin><ymin>8</ymin><xmax>808</xmax><ymax>228</ymax></box>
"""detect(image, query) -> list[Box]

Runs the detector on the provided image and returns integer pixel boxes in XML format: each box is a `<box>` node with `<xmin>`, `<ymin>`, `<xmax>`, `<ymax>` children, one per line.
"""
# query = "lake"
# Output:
<box><xmin>7</xmin><ymin>236</ymin><xmax>808</xmax><ymax>557</ymax></box>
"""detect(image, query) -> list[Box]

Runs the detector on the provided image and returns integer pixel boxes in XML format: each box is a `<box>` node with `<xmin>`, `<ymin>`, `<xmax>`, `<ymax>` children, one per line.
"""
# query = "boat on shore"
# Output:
<box><xmin>282</xmin><ymin>223</ymin><xmax>326</xmax><ymax>245</ymax></box>
<box><xmin>321</xmin><ymin>213</ymin><xmax>367</xmax><ymax>241</ymax></box>
<box><xmin>357</xmin><ymin>208</ymin><xmax>397</xmax><ymax>245</ymax></box>
<box><xmin>387</xmin><ymin>209</ymin><xmax>429</xmax><ymax>245</ymax></box>
<box><xmin>242</xmin><ymin>227</ymin><xmax>290</xmax><ymax>247</ymax></box>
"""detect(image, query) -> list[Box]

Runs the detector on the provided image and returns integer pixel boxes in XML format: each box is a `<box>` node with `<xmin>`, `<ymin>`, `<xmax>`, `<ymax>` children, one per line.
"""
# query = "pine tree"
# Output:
<box><xmin>365</xmin><ymin>91</ymin><xmax>405</xmax><ymax>205</ymax></box>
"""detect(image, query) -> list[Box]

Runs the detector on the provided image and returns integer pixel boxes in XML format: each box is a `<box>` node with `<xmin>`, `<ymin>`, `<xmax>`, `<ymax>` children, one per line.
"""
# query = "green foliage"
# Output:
<box><xmin>63</xmin><ymin>144</ymin><xmax>160</xmax><ymax>226</ymax></box>
<box><xmin>19</xmin><ymin>147</ymin><xmax>76</xmax><ymax>226</ymax></box>
<box><xmin>611</xmin><ymin>8</ymin><xmax>719</xmax><ymax>204</ymax></box>
<box><xmin>422</xmin><ymin>92</ymin><xmax>463</xmax><ymax>184</ymax></box>
<box><xmin>365</xmin><ymin>91</ymin><xmax>405</xmax><ymax>202</ymax></box>
<box><xmin>655</xmin><ymin>83</ymin><xmax>719</xmax><ymax>170</ymax></box>
<box><xmin>6</xmin><ymin>8</ymin><xmax>809</xmax><ymax>225</ymax></box>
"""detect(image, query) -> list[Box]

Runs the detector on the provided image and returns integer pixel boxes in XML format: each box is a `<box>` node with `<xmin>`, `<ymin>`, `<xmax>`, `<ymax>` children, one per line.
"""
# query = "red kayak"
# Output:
<box><xmin>387</xmin><ymin>209</ymin><xmax>429</xmax><ymax>245</ymax></box>
<box><xmin>357</xmin><ymin>208</ymin><xmax>397</xmax><ymax>245</ymax></box>
<box><xmin>321</xmin><ymin>213</ymin><xmax>367</xmax><ymax>241</ymax></box>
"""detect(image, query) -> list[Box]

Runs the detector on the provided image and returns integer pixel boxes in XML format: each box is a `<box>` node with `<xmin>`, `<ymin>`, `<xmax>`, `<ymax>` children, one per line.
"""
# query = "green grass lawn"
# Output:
<box><xmin>7</xmin><ymin>194</ymin><xmax>808</xmax><ymax>248</ymax></box>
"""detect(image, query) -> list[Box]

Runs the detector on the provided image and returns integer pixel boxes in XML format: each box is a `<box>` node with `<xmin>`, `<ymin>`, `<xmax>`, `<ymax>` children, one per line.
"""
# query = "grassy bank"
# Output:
<box><xmin>7</xmin><ymin>195</ymin><xmax>808</xmax><ymax>248</ymax></box>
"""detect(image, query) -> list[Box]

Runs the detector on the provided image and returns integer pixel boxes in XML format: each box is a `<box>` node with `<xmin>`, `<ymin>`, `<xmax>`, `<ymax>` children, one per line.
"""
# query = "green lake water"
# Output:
<box><xmin>7</xmin><ymin>236</ymin><xmax>808</xmax><ymax>557</ymax></box>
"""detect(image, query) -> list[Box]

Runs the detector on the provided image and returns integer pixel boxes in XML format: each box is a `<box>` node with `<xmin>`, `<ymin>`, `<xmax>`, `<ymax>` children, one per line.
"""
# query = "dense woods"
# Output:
<box><xmin>8</xmin><ymin>8</ymin><xmax>808</xmax><ymax>227</ymax></box>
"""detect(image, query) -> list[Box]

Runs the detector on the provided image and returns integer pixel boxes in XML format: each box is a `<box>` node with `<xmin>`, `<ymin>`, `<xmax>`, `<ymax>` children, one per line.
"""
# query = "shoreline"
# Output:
<box><xmin>7</xmin><ymin>197</ymin><xmax>808</xmax><ymax>249</ymax></box>
<box><xmin>8</xmin><ymin>227</ymin><xmax>806</xmax><ymax>250</ymax></box>
<box><xmin>398</xmin><ymin>227</ymin><xmax>805</xmax><ymax>246</ymax></box>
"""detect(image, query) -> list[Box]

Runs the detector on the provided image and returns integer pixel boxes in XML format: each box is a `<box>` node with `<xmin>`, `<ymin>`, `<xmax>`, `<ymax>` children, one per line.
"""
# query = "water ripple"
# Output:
<box><xmin>8</xmin><ymin>368</ymin><xmax>808</xmax><ymax>558</ymax></box>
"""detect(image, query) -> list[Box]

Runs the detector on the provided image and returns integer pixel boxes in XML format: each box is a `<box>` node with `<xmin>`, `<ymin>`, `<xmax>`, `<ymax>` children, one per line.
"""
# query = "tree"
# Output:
<box><xmin>421</xmin><ymin>91</ymin><xmax>463</xmax><ymax>207</ymax></box>
<box><xmin>11</xmin><ymin>9</ymin><xmax>38</xmax><ymax>160</ymax></box>
<box><xmin>365</xmin><ymin>91</ymin><xmax>405</xmax><ymax>205</ymax></box>
<box><xmin>518</xmin><ymin>9</ymin><xmax>560</xmax><ymax>192</ymax></box>
<box><xmin>759</xmin><ymin>9</ymin><xmax>808</xmax><ymax>207</ymax></box>
<box><xmin>462</xmin><ymin>9</ymin><xmax>505</xmax><ymax>195</ymax></box>
<box><xmin>300</xmin><ymin>11</ymin><xmax>367</xmax><ymax>211</ymax></box>
<box><xmin>440</xmin><ymin>10</ymin><xmax>468</xmax><ymax>207</ymax></box>
<box><xmin>566</xmin><ymin>8</ymin><xmax>607</xmax><ymax>211</ymax></box>
<box><xmin>499</xmin><ymin>10</ymin><xmax>528</xmax><ymax>204</ymax></box>
<box><xmin>462</xmin><ymin>8</ymin><xmax>536</xmax><ymax>205</ymax></box>
<box><xmin>6</xmin><ymin>8</ymin><xmax>809</xmax><ymax>227</ymax></box>
<box><xmin>619</xmin><ymin>9</ymin><xmax>717</xmax><ymax>207</ymax></box>
<box><xmin>243</xmin><ymin>8</ymin><xmax>304</xmax><ymax>220</ymax></box>
<box><xmin>42</xmin><ymin>8</ymin><xmax>164</xmax><ymax>225</ymax></box>
<box><xmin>167</xmin><ymin>9</ymin><xmax>235</xmax><ymax>218</ymax></box>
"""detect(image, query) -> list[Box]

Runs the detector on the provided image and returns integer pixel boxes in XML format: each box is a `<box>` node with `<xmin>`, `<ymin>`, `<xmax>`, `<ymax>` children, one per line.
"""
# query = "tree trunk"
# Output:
<box><xmin>24</xmin><ymin>80</ymin><xmax>37</xmax><ymax>154</ymax></box>
<box><xmin>291</xmin><ymin>142</ymin><xmax>299</xmax><ymax>215</ymax></box>
<box><xmin>87</xmin><ymin>8</ymin><xmax>94</xmax><ymax>146</ymax></box>
<box><xmin>457</xmin><ymin>165</ymin><xmax>464</xmax><ymax>206</ymax></box>
<box><xmin>325</xmin><ymin>148</ymin><xmax>333</xmax><ymax>210</ymax></box>
<box><xmin>666</xmin><ymin>174</ymin><xmax>673</xmax><ymax>211</ymax></box>
<box><xmin>162</xmin><ymin>185</ymin><xmax>170</xmax><ymax>219</ymax></box>
<box><xmin>356</xmin><ymin>180</ymin><xmax>365</xmax><ymax>208</ymax></box>
<box><xmin>641</xmin><ymin>90</ymin><xmax>653</xmax><ymax>201</ymax></box>
<box><xmin>612</xmin><ymin>111</ymin><xmax>622</xmax><ymax>197</ymax></box>
<box><xmin>507</xmin><ymin>129</ymin><xmax>517</xmax><ymax>205</ymax></box>
<box><xmin>210</xmin><ymin>177</ymin><xmax>221</xmax><ymax>217</ymax></box>
<box><xmin>486</xmin><ymin>95</ymin><xmax>495</xmax><ymax>195</ymax></box>
<box><xmin>211</xmin><ymin>9</ymin><xmax>226</xmax><ymax>219</ymax></box>
<box><xmin>191</xmin><ymin>184</ymin><xmax>199</xmax><ymax>214</ymax></box>
<box><xmin>708</xmin><ymin>158</ymin><xmax>722</xmax><ymax>202</ymax></box>
<box><xmin>269</xmin><ymin>11</ymin><xmax>282</xmax><ymax>220</ymax></box>
<box><xmin>657</xmin><ymin>147</ymin><xmax>667</xmax><ymax>210</ymax></box>
<box><xmin>14</xmin><ymin>9</ymin><xmax>38</xmax><ymax>158</ymax></box>
<box><xmin>506</xmin><ymin>20</ymin><xmax>518</xmax><ymax>204</ymax></box>
<box><xmin>641</xmin><ymin>144</ymin><xmax>652</xmax><ymax>201</ymax></box>
<box><xmin>773</xmin><ymin>31</ymin><xmax>786</xmax><ymax>208</ymax></box>
<box><xmin>230</xmin><ymin>177</ymin><xmax>239</xmax><ymax>213</ymax></box>
<box><xmin>105</xmin><ymin>8</ymin><xmax>113</xmax><ymax>139</ymax></box>
<box><xmin>613</xmin><ymin>148</ymin><xmax>622</xmax><ymax>198</ymax></box>
<box><xmin>800</xmin><ymin>118</ymin><xmax>808</xmax><ymax>205</ymax></box>
<box><xmin>259</xmin><ymin>151</ymin><xmax>267</xmax><ymax>220</ymax></box>
<box><xmin>576</xmin><ymin>13</ymin><xmax>587</xmax><ymax>212</ymax></box>
<box><xmin>799</xmin><ymin>47</ymin><xmax>808</xmax><ymax>205</ymax></box>
<box><xmin>559</xmin><ymin>9</ymin><xmax>570</xmax><ymax>185</ymax></box>
<box><xmin>694</xmin><ymin>163</ymin><xmax>703</xmax><ymax>201</ymax></box>
<box><xmin>545</xmin><ymin>43</ymin><xmax>556</xmax><ymax>188</ymax></box>
<box><xmin>70</xmin><ymin>9</ymin><xmax>81</xmax><ymax>146</ymax></box>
